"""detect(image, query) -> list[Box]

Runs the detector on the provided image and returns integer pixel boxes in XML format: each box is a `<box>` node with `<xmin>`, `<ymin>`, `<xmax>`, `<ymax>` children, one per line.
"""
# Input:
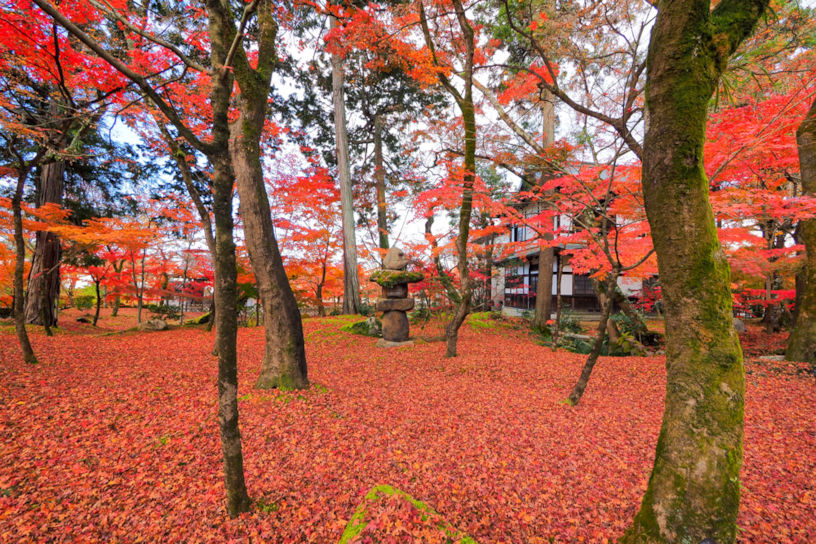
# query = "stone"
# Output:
<box><xmin>381</xmin><ymin>310</ymin><xmax>409</xmax><ymax>342</ymax></box>
<box><xmin>139</xmin><ymin>318</ymin><xmax>168</xmax><ymax>331</ymax></box>
<box><xmin>365</xmin><ymin>316</ymin><xmax>382</xmax><ymax>337</ymax></box>
<box><xmin>758</xmin><ymin>354</ymin><xmax>785</xmax><ymax>361</ymax></box>
<box><xmin>733</xmin><ymin>317</ymin><xmax>747</xmax><ymax>333</ymax></box>
<box><xmin>76</xmin><ymin>316</ymin><xmax>92</xmax><ymax>323</ymax></box>
<box><xmin>376</xmin><ymin>338</ymin><xmax>415</xmax><ymax>348</ymax></box>
<box><xmin>383</xmin><ymin>246</ymin><xmax>410</xmax><ymax>270</ymax></box>
<box><xmin>383</xmin><ymin>284</ymin><xmax>408</xmax><ymax>299</ymax></box>
<box><xmin>376</xmin><ymin>298</ymin><xmax>415</xmax><ymax>312</ymax></box>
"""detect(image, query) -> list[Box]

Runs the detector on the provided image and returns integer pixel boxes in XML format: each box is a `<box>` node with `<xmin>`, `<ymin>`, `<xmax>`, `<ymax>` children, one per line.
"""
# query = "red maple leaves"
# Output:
<box><xmin>0</xmin><ymin>313</ymin><xmax>813</xmax><ymax>542</ymax></box>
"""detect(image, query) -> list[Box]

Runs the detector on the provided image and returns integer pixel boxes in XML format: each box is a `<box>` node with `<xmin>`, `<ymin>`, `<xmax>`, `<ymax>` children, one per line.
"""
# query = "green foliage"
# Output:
<box><xmin>74</xmin><ymin>295</ymin><xmax>95</xmax><ymax>311</ymax></box>
<box><xmin>467</xmin><ymin>312</ymin><xmax>499</xmax><ymax>330</ymax></box>
<box><xmin>557</xmin><ymin>309</ymin><xmax>583</xmax><ymax>334</ymax></box>
<box><xmin>409</xmin><ymin>306</ymin><xmax>432</xmax><ymax>323</ymax></box>
<box><xmin>146</xmin><ymin>303</ymin><xmax>181</xmax><ymax>320</ymax></box>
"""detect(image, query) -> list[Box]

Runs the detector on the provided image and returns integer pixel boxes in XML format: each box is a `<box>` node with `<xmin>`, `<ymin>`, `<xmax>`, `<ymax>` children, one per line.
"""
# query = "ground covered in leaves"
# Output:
<box><xmin>0</xmin><ymin>310</ymin><xmax>814</xmax><ymax>542</ymax></box>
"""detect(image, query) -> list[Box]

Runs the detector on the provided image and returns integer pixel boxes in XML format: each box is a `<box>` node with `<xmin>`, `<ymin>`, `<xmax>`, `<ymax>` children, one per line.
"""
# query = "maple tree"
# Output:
<box><xmin>2</xmin><ymin>0</ymin><xmax>815</xmax><ymax>537</ymax></box>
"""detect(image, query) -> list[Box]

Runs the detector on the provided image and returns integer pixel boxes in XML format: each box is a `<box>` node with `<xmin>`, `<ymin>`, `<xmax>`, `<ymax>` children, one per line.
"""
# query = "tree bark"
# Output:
<box><xmin>622</xmin><ymin>1</ymin><xmax>768</xmax><ymax>541</ymax></box>
<box><xmin>218</xmin><ymin>0</ymin><xmax>308</xmax><ymax>390</ymax></box>
<box><xmin>331</xmin><ymin>16</ymin><xmax>361</xmax><ymax>314</ymax></box>
<box><xmin>418</xmin><ymin>0</ymin><xmax>476</xmax><ymax>357</ymax></box>
<box><xmin>211</xmin><ymin>151</ymin><xmax>251</xmax><ymax>517</ymax></box>
<box><xmin>533</xmin><ymin>247</ymin><xmax>554</xmax><ymax>329</ymax></box>
<box><xmin>532</xmin><ymin>90</ymin><xmax>556</xmax><ymax>330</ymax></box>
<box><xmin>231</xmin><ymin>116</ymin><xmax>308</xmax><ymax>390</ymax></box>
<box><xmin>374</xmin><ymin>114</ymin><xmax>389</xmax><ymax>250</ymax></box>
<box><xmin>12</xmin><ymin>173</ymin><xmax>37</xmax><ymax>364</ymax></box>
<box><xmin>551</xmin><ymin>254</ymin><xmax>564</xmax><ymax>351</ymax></box>
<box><xmin>25</xmin><ymin>160</ymin><xmax>64</xmax><ymax>326</ymax></box>
<box><xmin>93</xmin><ymin>279</ymin><xmax>101</xmax><ymax>327</ymax></box>
<box><xmin>786</xmin><ymin>96</ymin><xmax>816</xmax><ymax>367</ymax></box>
<box><xmin>568</xmin><ymin>271</ymin><xmax>617</xmax><ymax>405</ymax></box>
<box><xmin>204</xmin><ymin>0</ymin><xmax>257</xmax><ymax>515</ymax></box>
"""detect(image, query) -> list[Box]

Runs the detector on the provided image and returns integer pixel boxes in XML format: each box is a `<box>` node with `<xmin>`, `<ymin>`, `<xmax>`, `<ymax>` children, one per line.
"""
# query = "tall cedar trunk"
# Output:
<box><xmin>786</xmin><ymin>97</ymin><xmax>816</xmax><ymax>366</ymax></box>
<box><xmin>568</xmin><ymin>271</ymin><xmax>617</xmax><ymax>405</ymax></box>
<box><xmin>25</xmin><ymin>160</ymin><xmax>64</xmax><ymax>326</ymax></box>
<box><xmin>221</xmin><ymin>1</ymin><xmax>308</xmax><ymax>391</ymax></box>
<box><xmin>374</xmin><ymin>114</ymin><xmax>389</xmax><ymax>250</ymax></box>
<box><xmin>331</xmin><ymin>16</ymin><xmax>361</xmax><ymax>314</ymax></box>
<box><xmin>12</xmin><ymin>173</ymin><xmax>37</xmax><ymax>364</ymax></box>
<box><xmin>532</xmin><ymin>90</ymin><xmax>556</xmax><ymax>330</ymax></box>
<box><xmin>622</xmin><ymin>0</ymin><xmax>767</xmax><ymax>541</ymax></box>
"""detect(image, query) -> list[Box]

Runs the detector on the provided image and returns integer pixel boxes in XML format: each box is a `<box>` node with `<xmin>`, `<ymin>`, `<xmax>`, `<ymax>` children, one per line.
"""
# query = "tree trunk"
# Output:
<box><xmin>568</xmin><ymin>271</ymin><xmax>617</xmax><ymax>405</ymax></box>
<box><xmin>316</xmin><ymin>283</ymin><xmax>326</xmax><ymax>317</ymax></box>
<box><xmin>230</xmin><ymin>112</ymin><xmax>308</xmax><ymax>391</ymax></box>
<box><xmin>93</xmin><ymin>279</ymin><xmax>101</xmax><ymax>327</ymax></box>
<box><xmin>25</xmin><ymin>160</ymin><xmax>64</xmax><ymax>326</ymax></box>
<box><xmin>786</xmin><ymin>96</ymin><xmax>816</xmax><ymax>367</ymax></box>
<box><xmin>533</xmin><ymin>246</ymin><xmax>554</xmax><ymax>330</ymax></box>
<box><xmin>331</xmin><ymin>16</ymin><xmax>361</xmax><ymax>314</ymax></box>
<box><xmin>551</xmin><ymin>254</ymin><xmax>564</xmax><ymax>351</ymax></box>
<box><xmin>12</xmin><ymin>173</ymin><xmax>37</xmax><ymax>364</ymax></box>
<box><xmin>137</xmin><ymin>248</ymin><xmax>146</xmax><ymax>324</ymax></box>
<box><xmin>210</xmin><ymin>151</ymin><xmax>251</xmax><ymax>517</ymax></box>
<box><xmin>622</xmin><ymin>1</ymin><xmax>768</xmax><ymax>541</ymax></box>
<box><xmin>374</xmin><ymin>114</ymin><xmax>389</xmax><ymax>250</ymax></box>
<box><xmin>532</xmin><ymin>90</ymin><xmax>556</xmax><ymax>331</ymax></box>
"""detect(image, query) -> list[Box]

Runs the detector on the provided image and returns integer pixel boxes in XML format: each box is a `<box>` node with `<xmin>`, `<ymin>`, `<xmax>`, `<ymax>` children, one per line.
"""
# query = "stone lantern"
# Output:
<box><xmin>369</xmin><ymin>247</ymin><xmax>424</xmax><ymax>347</ymax></box>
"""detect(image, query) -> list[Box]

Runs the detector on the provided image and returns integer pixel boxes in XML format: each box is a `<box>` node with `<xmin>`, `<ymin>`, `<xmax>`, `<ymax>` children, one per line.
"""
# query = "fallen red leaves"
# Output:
<box><xmin>0</xmin><ymin>312</ymin><xmax>814</xmax><ymax>542</ymax></box>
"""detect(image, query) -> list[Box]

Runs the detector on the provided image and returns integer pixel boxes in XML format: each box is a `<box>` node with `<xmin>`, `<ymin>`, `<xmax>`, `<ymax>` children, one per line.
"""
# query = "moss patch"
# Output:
<box><xmin>338</xmin><ymin>484</ymin><xmax>477</xmax><ymax>544</ymax></box>
<box><xmin>369</xmin><ymin>270</ymin><xmax>424</xmax><ymax>287</ymax></box>
<box><xmin>340</xmin><ymin>319</ymin><xmax>381</xmax><ymax>337</ymax></box>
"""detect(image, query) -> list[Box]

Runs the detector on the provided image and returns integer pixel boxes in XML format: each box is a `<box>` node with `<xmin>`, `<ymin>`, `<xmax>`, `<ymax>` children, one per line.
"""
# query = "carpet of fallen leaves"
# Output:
<box><xmin>0</xmin><ymin>310</ymin><xmax>814</xmax><ymax>543</ymax></box>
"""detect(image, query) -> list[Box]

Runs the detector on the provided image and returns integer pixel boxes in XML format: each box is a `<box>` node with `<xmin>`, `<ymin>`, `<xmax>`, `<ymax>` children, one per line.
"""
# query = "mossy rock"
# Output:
<box><xmin>338</xmin><ymin>484</ymin><xmax>477</xmax><ymax>544</ymax></box>
<box><xmin>189</xmin><ymin>312</ymin><xmax>211</xmax><ymax>325</ymax></box>
<box><xmin>341</xmin><ymin>318</ymin><xmax>382</xmax><ymax>337</ymax></box>
<box><xmin>369</xmin><ymin>269</ymin><xmax>424</xmax><ymax>288</ymax></box>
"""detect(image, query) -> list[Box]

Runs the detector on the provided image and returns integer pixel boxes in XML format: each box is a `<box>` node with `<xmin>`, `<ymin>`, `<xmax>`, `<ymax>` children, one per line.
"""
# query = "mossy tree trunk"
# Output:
<box><xmin>212</xmin><ymin>0</ymin><xmax>308</xmax><ymax>390</ymax></box>
<box><xmin>621</xmin><ymin>0</ymin><xmax>768</xmax><ymax>541</ymax></box>
<box><xmin>786</xmin><ymin>96</ymin><xmax>816</xmax><ymax>368</ymax></box>
<box><xmin>418</xmin><ymin>0</ymin><xmax>476</xmax><ymax>358</ymax></box>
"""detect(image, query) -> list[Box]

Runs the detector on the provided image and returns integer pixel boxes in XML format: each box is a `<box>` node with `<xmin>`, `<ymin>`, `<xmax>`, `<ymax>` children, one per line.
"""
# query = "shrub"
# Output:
<box><xmin>146</xmin><ymin>303</ymin><xmax>181</xmax><ymax>320</ymax></box>
<box><xmin>74</xmin><ymin>295</ymin><xmax>95</xmax><ymax>310</ymax></box>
